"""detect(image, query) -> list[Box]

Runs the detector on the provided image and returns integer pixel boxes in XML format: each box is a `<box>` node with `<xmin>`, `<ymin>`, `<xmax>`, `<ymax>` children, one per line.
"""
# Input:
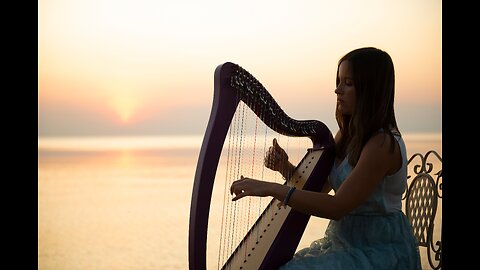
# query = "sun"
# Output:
<box><xmin>111</xmin><ymin>95</ymin><xmax>139</xmax><ymax>124</ymax></box>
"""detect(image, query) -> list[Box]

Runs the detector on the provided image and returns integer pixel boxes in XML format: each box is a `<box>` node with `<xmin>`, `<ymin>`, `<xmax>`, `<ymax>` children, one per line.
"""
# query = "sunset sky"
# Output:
<box><xmin>38</xmin><ymin>0</ymin><xmax>442</xmax><ymax>137</ymax></box>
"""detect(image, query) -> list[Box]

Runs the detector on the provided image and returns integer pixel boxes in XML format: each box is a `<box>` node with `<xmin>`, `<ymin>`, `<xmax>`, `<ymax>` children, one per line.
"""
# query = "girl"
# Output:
<box><xmin>230</xmin><ymin>47</ymin><xmax>421</xmax><ymax>269</ymax></box>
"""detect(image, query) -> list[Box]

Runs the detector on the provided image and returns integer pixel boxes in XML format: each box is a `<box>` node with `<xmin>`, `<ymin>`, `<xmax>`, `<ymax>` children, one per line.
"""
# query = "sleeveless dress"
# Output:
<box><xmin>279</xmin><ymin>134</ymin><xmax>421</xmax><ymax>270</ymax></box>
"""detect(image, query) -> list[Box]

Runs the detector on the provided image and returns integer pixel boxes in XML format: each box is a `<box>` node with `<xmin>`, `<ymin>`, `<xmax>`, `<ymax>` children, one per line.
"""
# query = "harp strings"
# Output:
<box><xmin>214</xmin><ymin>99</ymin><xmax>299</xmax><ymax>269</ymax></box>
<box><xmin>216</xmin><ymin>97</ymin><xmax>247</xmax><ymax>267</ymax></box>
<box><xmin>211</xmin><ymin>97</ymin><xmax>311</xmax><ymax>269</ymax></box>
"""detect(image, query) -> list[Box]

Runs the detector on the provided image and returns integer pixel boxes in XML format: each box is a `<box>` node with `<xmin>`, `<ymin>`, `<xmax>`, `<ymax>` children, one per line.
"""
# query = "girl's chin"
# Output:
<box><xmin>337</xmin><ymin>105</ymin><xmax>351</xmax><ymax>115</ymax></box>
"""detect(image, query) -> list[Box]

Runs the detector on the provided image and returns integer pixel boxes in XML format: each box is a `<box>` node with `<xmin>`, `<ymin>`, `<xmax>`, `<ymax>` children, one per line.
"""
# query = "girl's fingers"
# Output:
<box><xmin>230</xmin><ymin>186</ymin><xmax>242</xmax><ymax>196</ymax></box>
<box><xmin>230</xmin><ymin>176</ymin><xmax>248</xmax><ymax>195</ymax></box>
<box><xmin>231</xmin><ymin>185</ymin><xmax>248</xmax><ymax>201</ymax></box>
<box><xmin>232</xmin><ymin>194</ymin><xmax>242</xmax><ymax>201</ymax></box>
<box><xmin>230</xmin><ymin>180</ymin><xmax>240</xmax><ymax>195</ymax></box>
<box><xmin>273</xmin><ymin>138</ymin><xmax>279</xmax><ymax>147</ymax></box>
<box><xmin>232</xmin><ymin>190</ymin><xmax>248</xmax><ymax>201</ymax></box>
<box><xmin>273</xmin><ymin>139</ymin><xmax>280</xmax><ymax>152</ymax></box>
<box><xmin>230</xmin><ymin>177</ymin><xmax>256</xmax><ymax>200</ymax></box>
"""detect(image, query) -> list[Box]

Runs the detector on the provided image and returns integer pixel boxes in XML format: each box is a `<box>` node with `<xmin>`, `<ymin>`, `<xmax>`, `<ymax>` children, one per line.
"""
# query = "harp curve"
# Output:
<box><xmin>189</xmin><ymin>62</ymin><xmax>335</xmax><ymax>270</ymax></box>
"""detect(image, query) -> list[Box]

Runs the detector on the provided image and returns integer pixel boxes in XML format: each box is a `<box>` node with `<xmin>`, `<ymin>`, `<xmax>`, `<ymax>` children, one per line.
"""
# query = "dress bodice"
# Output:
<box><xmin>328</xmin><ymin>134</ymin><xmax>408</xmax><ymax>214</ymax></box>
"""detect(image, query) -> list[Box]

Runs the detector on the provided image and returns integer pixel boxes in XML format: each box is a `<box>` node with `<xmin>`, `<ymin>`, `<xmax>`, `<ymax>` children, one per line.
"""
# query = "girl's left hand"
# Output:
<box><xmin>230</xmin><ymin>176</ymin><xmax>276</xmax><ymax>201</ymax></box>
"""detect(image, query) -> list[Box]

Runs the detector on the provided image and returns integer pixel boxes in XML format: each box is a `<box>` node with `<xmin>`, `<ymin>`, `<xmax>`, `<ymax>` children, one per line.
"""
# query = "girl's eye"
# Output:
<box><xmin>345</xmin><ymin>79</ymin><xmax>353</xmax><ymax>86</ymax></box>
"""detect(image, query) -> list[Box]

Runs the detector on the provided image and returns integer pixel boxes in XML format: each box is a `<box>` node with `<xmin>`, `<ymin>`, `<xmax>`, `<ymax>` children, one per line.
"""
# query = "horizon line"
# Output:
<box><xmin>38</xmin><ymin>132</ymin><xmax>442</xmax><ymax>152</ymax></box>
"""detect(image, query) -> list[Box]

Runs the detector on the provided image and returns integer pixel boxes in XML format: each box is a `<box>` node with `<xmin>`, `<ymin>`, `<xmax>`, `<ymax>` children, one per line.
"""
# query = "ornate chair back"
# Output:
<box><xmin>403</xmin><ymin>150</ymin><xmax>442</xmax><ymax>269</ymax></box>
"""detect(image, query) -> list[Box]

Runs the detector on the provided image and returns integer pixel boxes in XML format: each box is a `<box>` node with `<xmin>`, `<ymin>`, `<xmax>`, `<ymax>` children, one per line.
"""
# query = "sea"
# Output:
<box><xmin>38</xmin><ymin>133</ymin><xmax>442</xmax><ymax>270</ymax></box>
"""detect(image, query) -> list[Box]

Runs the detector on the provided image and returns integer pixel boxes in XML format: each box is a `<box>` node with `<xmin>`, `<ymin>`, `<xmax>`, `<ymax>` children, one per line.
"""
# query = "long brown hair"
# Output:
<box><xmin>335</xmin><ymin>47</ymin><xmax>400</xmax><ymax>166</ymax></box>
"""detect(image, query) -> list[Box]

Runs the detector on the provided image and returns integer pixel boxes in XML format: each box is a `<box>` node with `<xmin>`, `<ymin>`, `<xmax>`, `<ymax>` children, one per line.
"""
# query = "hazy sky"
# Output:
<box><xmin>38</xmin><ymin>0</ymin><xmax>442</xmax><ymax>137</ymax></box>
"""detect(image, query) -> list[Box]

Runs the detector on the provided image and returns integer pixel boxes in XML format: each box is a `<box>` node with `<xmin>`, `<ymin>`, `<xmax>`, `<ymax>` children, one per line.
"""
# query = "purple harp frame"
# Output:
<box><xmin>189</xmin><ymin>62</ymin><xmax>335</xmax><ymax>270</ymax></box>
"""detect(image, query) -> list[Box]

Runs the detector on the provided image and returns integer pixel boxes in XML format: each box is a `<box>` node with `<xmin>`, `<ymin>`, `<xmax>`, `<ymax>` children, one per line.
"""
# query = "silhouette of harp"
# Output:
<box><xmin>189</xmin><ymin>62</ymin><xmax>335</xmax><ymax>270</ymax></box>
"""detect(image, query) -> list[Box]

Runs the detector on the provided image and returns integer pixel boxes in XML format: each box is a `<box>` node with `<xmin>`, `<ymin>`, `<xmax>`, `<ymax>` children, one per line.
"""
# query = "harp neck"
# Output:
<box><xmin>225</xmin><ymin>62</ymin><xmax>334</xmax><ymax>149</ymax></box>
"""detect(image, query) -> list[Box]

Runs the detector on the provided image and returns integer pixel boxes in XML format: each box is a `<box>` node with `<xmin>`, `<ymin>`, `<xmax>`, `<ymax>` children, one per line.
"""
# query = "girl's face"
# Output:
<box><xmin>335</xmin><ymin>61</ymin><xmax>356</xmax><ymax>115</ymax></box>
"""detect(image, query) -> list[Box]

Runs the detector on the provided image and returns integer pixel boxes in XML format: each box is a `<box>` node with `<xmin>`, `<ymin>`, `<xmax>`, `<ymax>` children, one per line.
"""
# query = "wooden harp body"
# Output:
<box><xmin>189</xmin><ymin>62</ymin><xmax>335</xmax><ymax>270</ymax></box>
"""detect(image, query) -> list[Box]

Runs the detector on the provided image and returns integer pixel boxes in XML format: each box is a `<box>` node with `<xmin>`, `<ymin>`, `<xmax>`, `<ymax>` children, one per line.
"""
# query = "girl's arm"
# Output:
<box><xmin>231</xmin><ymin>132</ymin><xmax>400</xmax><ymax>220</ymax></box>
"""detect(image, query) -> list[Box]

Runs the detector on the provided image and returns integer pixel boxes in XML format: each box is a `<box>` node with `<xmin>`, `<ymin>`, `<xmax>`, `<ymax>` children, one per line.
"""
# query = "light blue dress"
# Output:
<box><xmin>280</xmin><ymin>134</ymin><xmax>421</xmax><ymax>269</ymax></box>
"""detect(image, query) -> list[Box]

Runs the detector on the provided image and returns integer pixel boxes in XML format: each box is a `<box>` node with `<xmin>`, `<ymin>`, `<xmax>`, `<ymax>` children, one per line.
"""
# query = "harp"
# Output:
<box><xmin>189</xmin><ymin>62</ymin><xmax>335</xmax><ymax>270</ymax></box>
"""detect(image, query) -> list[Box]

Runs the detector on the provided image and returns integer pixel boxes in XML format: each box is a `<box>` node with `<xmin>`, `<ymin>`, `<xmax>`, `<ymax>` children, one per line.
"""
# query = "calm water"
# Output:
<box><xmin>38</xmin><ymin>133</ymin><xmax>442</xmax><ymax>270</ymax></box>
